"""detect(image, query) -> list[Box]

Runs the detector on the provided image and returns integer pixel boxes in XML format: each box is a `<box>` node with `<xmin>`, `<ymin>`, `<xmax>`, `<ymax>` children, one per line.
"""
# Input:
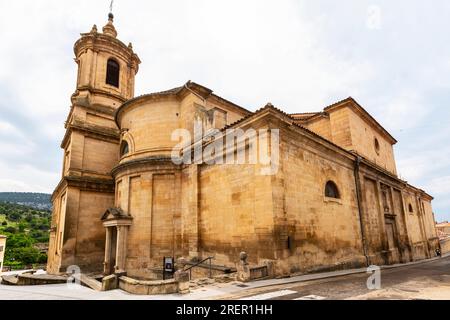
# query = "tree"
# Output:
<box><xmin>9</xmin><ymin>247</ymin><xmax>41</xmax><ymax>265</ymax></box>
<box><xmin>3</xmin><ymin>226</ymin><xmax>17</xmax><ymax>234</ymax></box>
<box><xmin>18</xmin><ymin>222</ymin><xmax>27</xmax><ymax>232</ymax></box>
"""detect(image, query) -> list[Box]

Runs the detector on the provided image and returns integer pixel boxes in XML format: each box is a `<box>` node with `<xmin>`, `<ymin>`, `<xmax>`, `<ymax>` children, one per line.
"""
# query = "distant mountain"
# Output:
<box><xmin>0</xmin><ymin>192</ymin><xmax>52</xmax><ymax>211</ymax></box>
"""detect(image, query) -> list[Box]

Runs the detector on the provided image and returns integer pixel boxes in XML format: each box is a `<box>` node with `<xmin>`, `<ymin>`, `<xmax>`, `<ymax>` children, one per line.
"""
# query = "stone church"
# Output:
<box><xmin>47</xmin><ymin>14</ymin><xmax>439</xmax><ymax>279</ymax></box>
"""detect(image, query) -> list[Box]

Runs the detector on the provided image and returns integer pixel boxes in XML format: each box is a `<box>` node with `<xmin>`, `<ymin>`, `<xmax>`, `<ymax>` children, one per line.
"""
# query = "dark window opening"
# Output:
<box><xmin>325</xmin><ymin>181</ymin><xmax>340</xmax><ymax>199</ymax></box>
<box><xmin>374</xmin><ymin>137</ymin><xmax>380</xmax><ymax>154</ymax></box>
<box><xmin>120</xmin><ymin>141</ymin><xmax>129</xmax><ymax>157</ymax></box>
<box><xmin>382</xmin><ymin>189</ymin><xmax>390</xmax><ymax>212</ymax></box>
<box><xmin>106</xmin><ymin>58</ymin><xmax>120</xmax><ymax>87</ymax></box>
<box><xmin>409</xmin><ymin>204</ymin><xmax>414</xmax><ymax>213</ymax></box>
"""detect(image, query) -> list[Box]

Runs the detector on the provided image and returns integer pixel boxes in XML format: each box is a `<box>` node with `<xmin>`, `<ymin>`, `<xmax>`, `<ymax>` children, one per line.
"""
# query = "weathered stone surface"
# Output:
<box><xmin>72</xmin><ymin>274</ymin><xmax>102</xmax><ymax>291</ymax></box>
<box><xmin>174</xmin><ymin>270</ymin><xmax>190</xmax><ymax>294</ymax></box>
<box><xmin>1</xmin><ymin>275</ymin><xmax>19</xmax><ymax>285</ymax></box>
<box><xmin>440</xmin><ymin>238</ymin><xmax>450</xmax><ymax>255</ymax></box>
<box><xmin>118</xmin><ymin>276</ymin><xmax>179</xmax><ymax>295</ymax></box>
<box><xmin>2</xmin><ymin>273</ymin><xmax>67</xmax><ymax>286</ymax></box>
<box><xmin>101</xmin><ymin>274</ymin><xmax>118</xmax><ymax>291</ymax></box>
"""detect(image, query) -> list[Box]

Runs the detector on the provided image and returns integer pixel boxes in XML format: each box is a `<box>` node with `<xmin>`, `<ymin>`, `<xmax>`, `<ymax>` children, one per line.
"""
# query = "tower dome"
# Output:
<box><xmin>103</xmin><ymin>13</ymin><xmax>118</xmax><ymax>38</ymax></box>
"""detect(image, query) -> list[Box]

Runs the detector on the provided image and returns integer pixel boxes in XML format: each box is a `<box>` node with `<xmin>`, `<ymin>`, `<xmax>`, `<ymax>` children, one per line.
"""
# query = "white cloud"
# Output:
<box><xmin>424</xmin><ymin>176</ymin><xmax>450</xmax><ymax>197</ymax></box>
<box><xmin>380</xmin><ymin>91</ymin><xmax>429</xmax><ymax>132</ymax></box>
<box><xmin>0</xmin><ymin>0</ymin><xmax>449</xmax><ymax>219</ymax></box>
<box><xmin>0</xmin><ymin>120</ymin><xmax>23</xmax><ymax>138</ymax></box>
<box><xmin>0</xmin><ymin>161</ymin><xmax>58</xmax><ymax>193</ymax></box>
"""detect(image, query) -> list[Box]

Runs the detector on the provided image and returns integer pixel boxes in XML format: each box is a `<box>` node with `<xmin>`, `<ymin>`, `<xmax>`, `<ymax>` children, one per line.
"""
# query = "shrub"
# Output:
<box><xmin>3</xmin><ymin>226</ymin><xmax>17</xmax><ymax>233</ymax></box>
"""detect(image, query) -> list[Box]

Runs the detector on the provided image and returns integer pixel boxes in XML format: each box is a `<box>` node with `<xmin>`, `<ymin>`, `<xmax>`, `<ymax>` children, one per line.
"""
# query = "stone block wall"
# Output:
<box><xmin>274</xmin><ymin>124</ymin><xmax>366</xmax><ymax>274</ymax></box>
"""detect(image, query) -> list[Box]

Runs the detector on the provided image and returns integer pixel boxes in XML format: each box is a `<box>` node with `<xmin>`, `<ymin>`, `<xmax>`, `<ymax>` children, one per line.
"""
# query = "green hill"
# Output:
<box><xmin>0</xmin><ymin>192</ymin><xmax>52</xmax><ymax>210</ymax></box>
<box><xmin>0</xmin><ymin>201</ymin><xmax>50</xmax><ymax>269</ymax></box>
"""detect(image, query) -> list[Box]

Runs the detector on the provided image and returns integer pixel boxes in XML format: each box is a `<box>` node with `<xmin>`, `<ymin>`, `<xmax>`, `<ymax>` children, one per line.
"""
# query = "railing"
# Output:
<box><xmin>183</xmin><ymin>256</ymin><xmax>214</xmax><ymax>280</ymax></box>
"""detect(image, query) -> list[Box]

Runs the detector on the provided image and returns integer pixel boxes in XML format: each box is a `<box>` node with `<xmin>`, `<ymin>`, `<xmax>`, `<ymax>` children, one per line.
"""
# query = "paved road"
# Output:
<box><xmin>229</xmin><ymin>256</ymin><xmax>450</xmax><ymax>300</ymax></box>
<box><xmin>1</xmin><ymin>256</ymin><xmax>449</xmax><ymax>300</ymax></box>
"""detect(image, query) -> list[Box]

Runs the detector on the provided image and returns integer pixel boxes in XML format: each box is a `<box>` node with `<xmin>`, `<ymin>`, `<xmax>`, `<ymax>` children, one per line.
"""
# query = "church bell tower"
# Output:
<box><xmin>47</xmin><ymin>13</ymin><xmax>140</xmax><ymax>274</ymax></box>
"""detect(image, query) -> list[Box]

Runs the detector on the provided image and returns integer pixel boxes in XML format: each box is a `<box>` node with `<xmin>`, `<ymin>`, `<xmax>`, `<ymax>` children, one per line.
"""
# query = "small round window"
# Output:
<box><xmin>374</xmin><ymin>138</ymin><xmax>380</xmax><ymax>154</ymax></box>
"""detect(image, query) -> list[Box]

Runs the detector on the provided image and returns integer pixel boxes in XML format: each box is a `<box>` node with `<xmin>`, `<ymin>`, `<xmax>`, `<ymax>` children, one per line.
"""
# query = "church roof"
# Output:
<box><xmin>290</xmin><ymin>112</ymin><xmax>322</xmax><ymax>121</ymax></box>
<box><xmin>115</xmin><ymin>81</ymin><xmax>252</xmax><ymax>126</ymax></box>
<box><xmin>117</xmin><ymin>83</ymin><xmax>396</xmax><ymax>145</ymax></box>
<box><xmin>304</xmin><ymin>97</ymin><xmax>397</xmax><ymax>144</ymax></box>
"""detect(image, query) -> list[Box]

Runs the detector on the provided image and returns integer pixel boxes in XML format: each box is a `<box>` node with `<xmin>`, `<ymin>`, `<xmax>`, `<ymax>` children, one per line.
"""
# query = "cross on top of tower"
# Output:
<box><xmin>103</xmin><ymin>0</ymin><xmax>117</xmax><ymax>38</ymax></box>
<box><xmin>108</xmin><ymin>0</ymin><xmax>114</xmax><ymax>22</ymax></box>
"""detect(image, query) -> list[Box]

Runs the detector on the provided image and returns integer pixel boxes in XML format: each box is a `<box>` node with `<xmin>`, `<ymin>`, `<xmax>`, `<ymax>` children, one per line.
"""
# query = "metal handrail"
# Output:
<box><xmin>183</xmin><ymin>256</ymin><xmax>214</xmax><ymax>280</ymax></box>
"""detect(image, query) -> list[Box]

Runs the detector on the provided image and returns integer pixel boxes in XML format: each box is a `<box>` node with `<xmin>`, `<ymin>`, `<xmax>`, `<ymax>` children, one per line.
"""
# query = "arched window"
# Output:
<box><xmin>408</xmin><ymin>204</ymin><xmax>414</xmax><ymax>213</ymax></box>
<box><xmin>106</xmin><ymin>58</ymin><xmax>120</xmax><ymax>87</ymax></box>
<box><xmin>120</xmin><ymin>141</ymin><xmax>129</xmax><ymax>157</ymax></box>
<box><xmin>325</xmin><ymin>181</ymin><xmax>340</xmax><ymax>199</ymax></box>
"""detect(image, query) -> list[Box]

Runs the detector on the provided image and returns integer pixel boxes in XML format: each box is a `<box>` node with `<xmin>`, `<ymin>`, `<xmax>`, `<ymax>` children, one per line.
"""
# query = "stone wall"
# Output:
<box><xmin>118</xmin><ymin>276</ymin><xmax>179</xmax><ymax>295</ymax></box>
<box><xmin>303</xmin><ymin>103</ymin><xmax>397</xmax><ymax>175</ymax></box>
<box><xmin>197</xmin><ymin>163</ymin><xmax>274</xmax><ymax>267</ymax></box>
<box><xmin>274</xmin><ymin>122</ymin><xmax>366</xmax><ymax>274</ymax></box>
<box><xmin>113</xmin><ymin>162</ymin><xmax>183</xmax><ymax>279</ymax></box>
<box><xmin>347</xmin><ymin>108</ymin><xmax>396</xmax><ymax>175</ymax></box>
<box><xmin>440</xmin><ymin>238</ymin><xmax>450</xmax><ymax>254</ymax></box>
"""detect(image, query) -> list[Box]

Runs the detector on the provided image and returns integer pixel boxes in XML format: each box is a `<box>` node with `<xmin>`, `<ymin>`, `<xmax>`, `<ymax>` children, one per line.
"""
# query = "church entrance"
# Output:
<box><xmin>105</xmin><ymin>227</ymin><xmax>117</xmax><ymax>275</ymax></box>
<box><xmin>384</xmin><ymin>217</ymin><xmax>400</xmax><ymax>264</ymax></box>
<box><xmin>101</xmin><ymin>208</ymin><xmax>133</xmax><ymax>275</ymax></box>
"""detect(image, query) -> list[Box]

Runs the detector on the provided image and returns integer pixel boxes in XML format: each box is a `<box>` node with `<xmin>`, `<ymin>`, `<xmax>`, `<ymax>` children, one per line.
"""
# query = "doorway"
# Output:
<box><xmin>107</xmin><ymin>227</ymin><xmax>117</xmax><ymax>275</ymax></box>
<box><xmin>385</xmin><ymin>217</ymin><xmax>400</xmax><ymax>264</ymax></box>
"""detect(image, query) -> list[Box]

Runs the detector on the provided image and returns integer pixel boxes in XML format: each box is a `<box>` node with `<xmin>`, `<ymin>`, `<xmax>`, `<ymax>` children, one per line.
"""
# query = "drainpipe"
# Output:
<box><xmin>354</xmin><ymin>155</ymin><xmax>370</xmax><ymax>267</ymax></box>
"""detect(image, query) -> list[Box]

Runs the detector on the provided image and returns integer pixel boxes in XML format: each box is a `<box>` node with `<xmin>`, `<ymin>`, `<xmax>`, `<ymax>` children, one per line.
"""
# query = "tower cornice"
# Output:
<box><xmin>74</xmin><ymin>33</ymin><xmax>140</xmax><ymax>73</ymax></box>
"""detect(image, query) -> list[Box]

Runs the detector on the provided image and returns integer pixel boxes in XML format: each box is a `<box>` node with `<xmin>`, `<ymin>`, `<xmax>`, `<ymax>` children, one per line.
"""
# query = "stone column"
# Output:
<box><xmin>174</xmin><ymin>270</ymin><xmax>190</xmax><ymax>294</ymax></box>
<box><xmin>104</xmin><ymin>227</ymin><xmax>112</xmax><ymax>275</ymax></box>
<box><xmin>188</xmin><ymin>165</ymin><xmax>200</xmax><ymax>259</ymax></box>
<box><xmin>115</xmin><ymin>225</ymin><xmax>128</xmax><ymax>274</ymax></box>
<box><xmin>237</xmin><ymin>252</ymin><xmax>251</xmax><ymax>282</ymax></box>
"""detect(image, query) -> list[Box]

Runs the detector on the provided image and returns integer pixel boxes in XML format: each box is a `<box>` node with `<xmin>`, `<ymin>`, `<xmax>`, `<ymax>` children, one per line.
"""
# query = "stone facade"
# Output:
<box><xmin>47</xmin><ymin>15</ymin><xmax>439</xmax><ymax>279</ymax></box>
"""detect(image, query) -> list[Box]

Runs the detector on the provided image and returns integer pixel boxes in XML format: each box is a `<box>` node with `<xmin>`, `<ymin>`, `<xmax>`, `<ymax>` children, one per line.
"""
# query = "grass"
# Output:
<box><xmin>0</xmin><ymin>214</ymin><xmax>18</xmax><ymax>228</ymax></box>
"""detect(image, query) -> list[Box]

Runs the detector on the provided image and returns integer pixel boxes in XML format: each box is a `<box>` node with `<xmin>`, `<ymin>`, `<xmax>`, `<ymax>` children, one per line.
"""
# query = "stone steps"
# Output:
<box><xmin>72</xmin><ymin>274</ymin><xmax>102</xmax><ymax>291</ymax></box>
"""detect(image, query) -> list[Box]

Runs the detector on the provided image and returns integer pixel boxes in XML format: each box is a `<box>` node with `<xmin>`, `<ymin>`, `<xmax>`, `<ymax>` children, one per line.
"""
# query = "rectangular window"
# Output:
<box><xmin>0</xmin><ymin>245</ymin><xmax>3</xmax><ymax>252</ymax></box>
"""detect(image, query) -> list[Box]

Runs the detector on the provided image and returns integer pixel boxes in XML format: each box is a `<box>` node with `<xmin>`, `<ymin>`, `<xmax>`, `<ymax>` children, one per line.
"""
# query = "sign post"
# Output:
<box><xmin>163</xmin><ymin>256</ymin><xmax>175</xmax><ymax>280</ymax></box>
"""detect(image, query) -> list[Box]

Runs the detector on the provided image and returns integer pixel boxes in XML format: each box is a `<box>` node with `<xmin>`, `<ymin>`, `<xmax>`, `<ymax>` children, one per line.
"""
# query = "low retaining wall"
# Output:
<box><xmin>1</xmin><ymin>273</ymin><xmax>67</xmax><ymax>286</ymax></box>
<box><xmin>119</xmin><ymin>276</ymin><xmax>180</xmax><ymax>295</ymax></box>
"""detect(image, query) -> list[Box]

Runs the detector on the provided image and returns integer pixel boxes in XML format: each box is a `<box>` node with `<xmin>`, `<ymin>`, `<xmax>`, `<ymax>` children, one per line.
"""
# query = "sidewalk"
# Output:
<box><xmin>0</xmin><ymin>254</ymin><xmax>448</xmax><ymax>300</ymax></box>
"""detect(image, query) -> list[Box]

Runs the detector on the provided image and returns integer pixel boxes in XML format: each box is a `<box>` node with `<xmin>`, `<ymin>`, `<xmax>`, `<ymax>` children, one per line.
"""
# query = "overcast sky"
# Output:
<box><xmin>0</xmin><ymin>0</ymin><xmax>449</xmax><ymax>221</ymax></box>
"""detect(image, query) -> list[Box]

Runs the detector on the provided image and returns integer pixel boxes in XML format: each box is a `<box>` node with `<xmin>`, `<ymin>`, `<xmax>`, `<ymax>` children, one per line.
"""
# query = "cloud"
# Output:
<box><xmin>0</xmin><ymin>160</ymin><xmax>59</xmax><ymax>193</ymax></box>
<box><xmin>0</xmin><ymin>0</ymin><xmax>449</xmax><ymax>220</ymax></box>
<box><xmin>381</xmin><ymin>91</ymin><xmax>429</xmax><ymax>131</ymax></box>
<box><xmin>0</xmin><ymin>120</ymin><xmax>24</xmax><ymax>138</ymax></box>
